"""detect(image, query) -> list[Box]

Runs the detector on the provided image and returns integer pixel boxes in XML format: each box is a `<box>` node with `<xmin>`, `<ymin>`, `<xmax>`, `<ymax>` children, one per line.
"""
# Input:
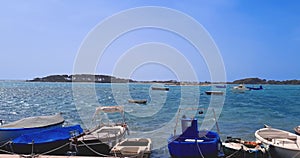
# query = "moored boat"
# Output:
<box><xmin>151</xmin><ymin>87</ymin><xmax>169</xmax><ymax>91</ymax></box>
<box><xmin>128</xmin><ymin>99</ymin><xmax>147</xmax><ymax>104</ymax></box>
<box><xmin>222</xmin><ymin>137</ymin><xmax>268</xmax><ymax>158</ymax></box>
<box><xmin>216</xmin><ymin>85</ymin><xmax>226</xmax><ymax>88</ymax></box>
<box><xmin>168</xmin><ymin>117</ymin><xmax>222</xmax><ymax>158</ymax></box>
<box><xmin>6</xmin><ymin>124</ymin><xmax>83</xmax><ymax>155</ymax></box>
<box><xmin>110</xmin><ymin>138</ymin><xmax>152</xmax><ymax>158</ymax></box>
<box><xmin>255</xmin><ymin>126</ymin><xmax>300</xmax><ymax>158</ymax></box>
<box><xmin>246</xmin><ymin>85</ymin><xmax>263</xmax><ymax>90</ymax></box>
<box><xmin>232</xmin><ymin>84</ymin><xmax>249</xmax><ymax>92</ymax></box>
<box><xmin>71</xmin><ymin>106</ymin><xmax>128</xmax><ymax>156</ymax></box>
<box><xmin>0</xmin><ymin>113</ymin><xmax>64</xmax><ymax>144</ymax></box>
<box><xmin>205</xmin><ymin>91</ymin><xmax>224</xmax><ymax>95</ymax></box>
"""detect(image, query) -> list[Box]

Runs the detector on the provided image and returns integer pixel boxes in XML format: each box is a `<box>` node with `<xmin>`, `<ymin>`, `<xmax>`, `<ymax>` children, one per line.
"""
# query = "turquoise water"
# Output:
<box><xmin>1</xmin><ymin>81</ymin><xmax>300</xmax><ymax>157</ymax></box>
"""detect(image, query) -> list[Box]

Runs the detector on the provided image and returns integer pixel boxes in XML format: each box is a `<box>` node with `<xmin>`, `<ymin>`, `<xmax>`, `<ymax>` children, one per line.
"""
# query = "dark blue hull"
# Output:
<box><xmin>168</xmin><ymin>119</ymin><xmax>221</xmax><ymax>158</ymax></box>
<box><xmin>5</xmin><ymin>125</ymin><xmax>83</xmax><ymax>155</ymax></box>
<box><xmin>168</xmin><ymin>132</ymin><xmax>220</xmax><ymax>158</ymax></box>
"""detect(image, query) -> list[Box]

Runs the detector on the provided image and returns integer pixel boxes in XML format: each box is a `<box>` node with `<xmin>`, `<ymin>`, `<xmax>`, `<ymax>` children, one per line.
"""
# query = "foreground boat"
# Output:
<box><xmin>0</xmin><ymin>113</ymin><xmax>64</xmax><ymax>144</ymax></box>
<box><xmin>168</xmin><ymin>117</ymin><xmax>222</xmax><ymax>158</ymax></box>
<box><xmin>71</xmin><ymin>106</ymin><xmax>128</xmax><ymax>156</ymax></box>
<box><xmin>110</xmin><ymin>138</ymin><xmax>152</xmax><ymax>158</ymax></box>
<box><xmin>6</xmin><ymin>125</ymin><xmax>83</xmax><ymax>155</ymax></box>
<box><xmin>223</xmin><ymin>137</ymin><xmax>268</xmax><ymax>158</ymax></box>
<box><xmin>255</xmin><ymin>126</ymin><xmax>300</xmax><ymax>158</ymax></box>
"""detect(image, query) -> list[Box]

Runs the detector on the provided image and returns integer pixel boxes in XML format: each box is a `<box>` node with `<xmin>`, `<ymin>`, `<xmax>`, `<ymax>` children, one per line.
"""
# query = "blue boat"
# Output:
<box><xmin>0</xmin><ymin>113</ymin><xmax>64</xmax><ymax>144</ymax></box>
<box><xmin>168</xmin><ymin>118</ymin><xmax>222</xmax><ymax>158</ymax></box>
<box><xmin>6</xmin><ymin>125</ymin><xmax>83</xmax><ymax>155</ymax></box>
<box><xmin>246</xmin><ymin>85</ymin><xmax>263</xmax><ymax>90</ymax></box>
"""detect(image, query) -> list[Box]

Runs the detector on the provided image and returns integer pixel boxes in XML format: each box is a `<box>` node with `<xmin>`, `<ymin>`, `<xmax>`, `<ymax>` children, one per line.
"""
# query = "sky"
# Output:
<box><xmin>0</xmin><ymin>1</ymin><xmax>299</xmax><ymax>82</ymax></box>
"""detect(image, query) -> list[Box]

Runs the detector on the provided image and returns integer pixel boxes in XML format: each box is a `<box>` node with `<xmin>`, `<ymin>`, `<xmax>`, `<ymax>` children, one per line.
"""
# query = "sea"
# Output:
<box><xmin>1</xmin><ymin>81</ymin><xmax>300</xmax><ymax>157</ymax></box>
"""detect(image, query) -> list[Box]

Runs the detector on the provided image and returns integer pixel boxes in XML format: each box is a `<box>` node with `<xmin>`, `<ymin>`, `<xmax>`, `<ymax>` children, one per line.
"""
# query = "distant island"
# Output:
<box><xmin>27</xmin><ymin>75</ymin><xmax>300</xmax><ymax>85</ymax></box>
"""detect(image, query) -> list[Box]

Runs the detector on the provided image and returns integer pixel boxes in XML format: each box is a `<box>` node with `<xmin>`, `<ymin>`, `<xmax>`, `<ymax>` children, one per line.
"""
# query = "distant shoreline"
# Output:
<box><xmin>23</xmin><ymin>74</ymin><xmax>300</xmax><ymax>85</ymax></box>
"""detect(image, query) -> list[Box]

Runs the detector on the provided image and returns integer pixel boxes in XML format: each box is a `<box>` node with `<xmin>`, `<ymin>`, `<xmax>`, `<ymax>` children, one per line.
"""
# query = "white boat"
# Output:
<box><xmin>72</xmin><ymin>106</ymin><xmax>129</xmax><ymax>156</ymax></box>
<box><xmin>0</xmin><ymin>113</ymin><xmax>64</xmax><ymax>144</ymax></box>
<box><xmin>110</xmin><ymin>138</ymin><xmax>152</xmax><ymax>158</ymax></box>
<box><xmin>232</xmin><ymin>84</ymin><xmax>249</xmax><ymax>92</ymax></box>
<box><xmin>255</xmin><ymin>126</ymin><xmax>300</xmax><ymax>158</ymax></box>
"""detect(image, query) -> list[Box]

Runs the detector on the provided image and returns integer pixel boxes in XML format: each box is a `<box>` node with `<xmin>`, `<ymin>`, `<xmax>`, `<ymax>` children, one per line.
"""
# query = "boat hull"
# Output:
<box><xmin>0</xmin><ymin>113</ymin><xmax>64</xmax><ymax>143</ymax></box>
<box><xmin>73</xmin><ymin>139</ymin><xmax>110</xmax><ymax>156</ymax></box>
<box><xmin>223</xmin><ymin>142</ymin><xmax>268</xmax><ymax>158</ymax></box>
<box><xmin>269</xmin><ymin>145</ymin><xmax>300</xmax><ymax>158</ymax></box>
<box><xmin>7</xmin><ymin>140</ymin><xmax>70</xmax><ymax>155</ymax></box>
<box><xmin>168</xmin><ymin>139</ymin><xmax>218</xmax><ymax>158</ymax></box>
<box><xmin>0</xmin><ymin>124</ymin><xmax>63</xmax><ymax>144</ymax></box>
<box><xmin>3</xmin><ymin>125</ymin><xmax>83</xmax><ymax>155</ymax></box>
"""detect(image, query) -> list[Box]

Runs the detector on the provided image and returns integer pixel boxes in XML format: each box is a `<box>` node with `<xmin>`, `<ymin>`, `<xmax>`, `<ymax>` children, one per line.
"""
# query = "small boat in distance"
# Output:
<box><xmin>205</xmin><ymin>91</ymin><xmax>224</xmax><ymax>95</ymax></box>
<box><xmin>232</xmin><ymin>84</ymin><xmax>249</xmax><ymax>92</ymax></box>
<box><xmin>151</xmin><ymin>87</ymin><xmax>169</xmax><ymax>91</ymax></box>
<box><xmin>247</xmin><ymin>85</ymin><xmax>263</xmax><ymax>90</ymax></box>
<box><xmin>216</xmin><ymin>85</ymin><xmax>226</xmax><ymax>88</ymax></box>
<box><xmin>0</xmin><ymin>113</ymin><xmax>64</xmax><ymax>144</ymax></box>
<box><xmin>110</xmin><ymin>138</ymin><xmax>152</xmax><ymax>158</ymax></box>
<box><xmin>128</xmin><ymin>99</ymin><xmax>147</xmax><ymax>104</ymax></box>
<box><xmin>255</xmin><ymin>126</ymin><xmax>300</xmax><ymax>158</ymax></box>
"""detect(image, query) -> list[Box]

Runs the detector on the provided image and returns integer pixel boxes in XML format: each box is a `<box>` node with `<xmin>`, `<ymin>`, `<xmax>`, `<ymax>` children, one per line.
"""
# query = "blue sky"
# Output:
<box><xmin>0</xmin><ymin>1</ymin><xmax>299</xmax><ymax>81</ymax></box>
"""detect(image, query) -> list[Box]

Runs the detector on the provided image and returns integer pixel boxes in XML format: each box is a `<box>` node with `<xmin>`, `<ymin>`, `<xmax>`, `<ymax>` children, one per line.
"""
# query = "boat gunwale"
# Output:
<box><xmin>255</xmin><ymin>127</ymin><xmax>300</xmax><ymax>150</ymax></box>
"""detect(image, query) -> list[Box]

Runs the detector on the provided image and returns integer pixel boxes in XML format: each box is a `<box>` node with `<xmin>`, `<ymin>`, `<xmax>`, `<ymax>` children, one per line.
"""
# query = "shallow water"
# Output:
<box><xmin>1</xmin><ymin>81</ymin><xmax>300</xmax><ymax>157</ymax></box>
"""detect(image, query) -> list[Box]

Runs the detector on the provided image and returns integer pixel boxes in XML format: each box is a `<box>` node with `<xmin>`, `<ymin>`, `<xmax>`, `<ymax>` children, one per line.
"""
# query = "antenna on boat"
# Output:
<box><xmin>212</xmin><ymin>109</ymin><xmax>220</xmax><ymax>134</ymax></box>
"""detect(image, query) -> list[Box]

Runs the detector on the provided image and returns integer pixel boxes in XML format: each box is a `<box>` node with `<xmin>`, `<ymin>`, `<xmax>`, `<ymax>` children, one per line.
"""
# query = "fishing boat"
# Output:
<box><xmin>205</xmin><ymin>91</ymin><xmax>224</xmax><ymax>95</ymax></box>
<box><xmin>255</xmin><ymin>126</ymin><xmax>300</xmax><ymax>158</ymax></box>
<box><xmin>151</xmin><ymin>87</ymin><xmax>169</xmax><ymax>91</ymax></box>
<box><xmin>71</xmin><ymin>106</ymin><xmax>128</xmax><ymax>156</ymax></box>
<box><xmin>128</xmin><ymin>99</ymin><xmax>147</xmax><ymax>104</ymax></box>
<box><xmin>6</xmin><ymin>124</ymin><xmax>83</xmax><ymax>155</ymax></box>
<box><xmin>0</xmin><ymin>113</ymin><xmax>64</xmax><ymax>144</ymax></box>
<box><xmin>222</xmin><ymin>137</ymin><xmax>268</xmax><ymax>158</ymax></box>
<box><xmin>110</xmin><ymin>138</ymin><xmax>152</xmax><ymax>158</ymax></box>
<box><xmin>232</xmin><ymin>84</ymin><xmax>249</xmax><ymax>92</ymax></box>
<box><xmin>168</xmin><ymin>117</ymin><xmax>222</xmax><ymax>158</ymax></box>
<box><xmin>246</xmin><ymin>85</ymin><xmax>263</xmax><ymax>90</ymax></box>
